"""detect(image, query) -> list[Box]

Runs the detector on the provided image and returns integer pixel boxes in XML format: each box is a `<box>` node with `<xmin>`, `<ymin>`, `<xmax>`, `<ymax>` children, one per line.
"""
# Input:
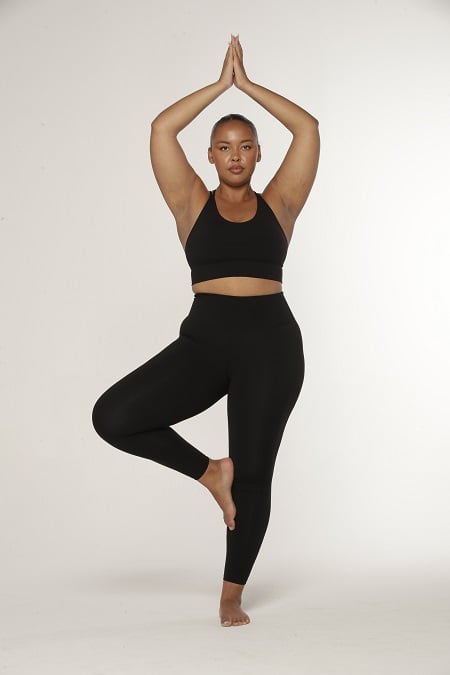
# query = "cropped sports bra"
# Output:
<box><xmin>184</xmin><ymin>190</ymin><xmax>289</xmax><ymax>285</ymax></box>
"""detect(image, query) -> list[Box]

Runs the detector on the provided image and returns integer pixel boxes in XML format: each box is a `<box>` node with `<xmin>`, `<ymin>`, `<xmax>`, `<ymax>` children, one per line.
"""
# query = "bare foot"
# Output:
<box><xmin>198</xmin><ymin>458</ymin><xmax>236</xmax><ymax>530</ymax></box>
<box><xmin>219</xmin><ymin>581</ymin><xmax>250</xmax><ymax>627</ymax></box>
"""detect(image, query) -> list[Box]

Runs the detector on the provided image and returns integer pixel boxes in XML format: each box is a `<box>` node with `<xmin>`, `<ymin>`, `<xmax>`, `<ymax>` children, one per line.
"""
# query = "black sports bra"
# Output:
<box><xmin>184</xmin><ymin>191</ymin><xmax>289</xmax><ymax>285</ymax></box>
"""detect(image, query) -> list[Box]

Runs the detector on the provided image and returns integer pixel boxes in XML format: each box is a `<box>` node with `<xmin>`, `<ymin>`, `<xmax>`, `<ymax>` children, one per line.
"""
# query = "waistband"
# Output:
<box><xmin>181</xmin><ymin>291</ymin><xmax>297</xmax><ymax>341</ymax></box>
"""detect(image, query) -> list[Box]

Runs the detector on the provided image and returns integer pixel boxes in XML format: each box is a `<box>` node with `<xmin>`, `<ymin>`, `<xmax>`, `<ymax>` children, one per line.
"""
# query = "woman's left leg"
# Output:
<box><xmin>220</xmin><ymin>318</ymin><xmax>305</xmax><ymax>625</ymax></box>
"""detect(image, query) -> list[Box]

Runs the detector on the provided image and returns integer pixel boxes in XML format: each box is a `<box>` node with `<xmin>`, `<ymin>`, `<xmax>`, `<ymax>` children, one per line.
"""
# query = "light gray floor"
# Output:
<box><xmin>2</xmin><ymin>563</ymin><xmax>449</xmax><ymax>675</ymax></box>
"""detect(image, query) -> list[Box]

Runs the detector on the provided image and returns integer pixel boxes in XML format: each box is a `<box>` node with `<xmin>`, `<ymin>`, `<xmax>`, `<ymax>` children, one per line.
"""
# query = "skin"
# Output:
<box><xmin>150</xmin><ymin>35</ymin><xmax>320</xmax><ymax>626</ymax></box>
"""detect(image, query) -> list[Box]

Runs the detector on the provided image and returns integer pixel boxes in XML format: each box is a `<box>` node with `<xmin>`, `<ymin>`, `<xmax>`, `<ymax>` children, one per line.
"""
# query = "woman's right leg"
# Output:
<box><xmin>92</xmin><ymin>332</ymin><xmax>229</xmax><ymax>480</ymax></box>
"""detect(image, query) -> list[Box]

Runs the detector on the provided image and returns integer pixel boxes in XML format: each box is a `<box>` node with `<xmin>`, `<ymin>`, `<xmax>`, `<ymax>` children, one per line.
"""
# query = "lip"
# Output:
<box><xmin>229</xmin><ymin>166</ymin><xmax>244</xmax><ymax>173</ymax></box>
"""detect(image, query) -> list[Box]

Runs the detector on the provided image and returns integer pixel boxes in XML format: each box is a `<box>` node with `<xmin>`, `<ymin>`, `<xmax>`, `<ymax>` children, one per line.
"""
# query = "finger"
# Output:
<box><xmin>233</xmin><ymin>37</ymin><xmax>243</xmax><ymax>58</ymax></box>
<box><xmin>225</xmin><ymin>42</ymin><xmax>233</xmax><ymax>61</ymax></box>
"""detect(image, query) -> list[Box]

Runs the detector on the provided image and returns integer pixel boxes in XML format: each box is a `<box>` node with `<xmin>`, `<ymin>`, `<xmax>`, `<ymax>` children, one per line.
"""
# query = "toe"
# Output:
<box><xmin>224</xmin><ymin>512</ymin><xmax>235</xmax><ymax>530</ymax></box>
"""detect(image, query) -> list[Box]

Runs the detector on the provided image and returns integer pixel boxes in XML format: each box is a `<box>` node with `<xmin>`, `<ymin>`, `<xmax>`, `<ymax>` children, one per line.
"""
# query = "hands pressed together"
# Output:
<box><xmin>219</xmin><ymin>35</ymin><xmax>250</xmax><ymax>91</ymax></box>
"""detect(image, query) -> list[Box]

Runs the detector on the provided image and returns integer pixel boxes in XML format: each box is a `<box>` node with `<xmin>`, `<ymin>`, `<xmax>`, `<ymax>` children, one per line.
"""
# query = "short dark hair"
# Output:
<box><xmin>210</xmin><ymin>114</ymin><xmax>258</xmax><ymax>146</ymax></box>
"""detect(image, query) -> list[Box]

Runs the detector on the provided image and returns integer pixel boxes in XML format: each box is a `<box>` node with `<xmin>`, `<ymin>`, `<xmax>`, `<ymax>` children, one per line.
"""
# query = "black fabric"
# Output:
<box><xmin>184</xmin><ymin>192</ymin><xmax>288</xmax><ymax>285</ymax></box>
<box><xmin>92</xmin><ymin>292</ymin><xmax>304</xmax><ymax>585</ymax></box>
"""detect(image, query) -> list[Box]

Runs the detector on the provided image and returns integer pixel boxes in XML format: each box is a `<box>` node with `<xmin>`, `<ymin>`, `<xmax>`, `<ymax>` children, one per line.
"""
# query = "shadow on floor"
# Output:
<box><xmin>69</xmin><ymin>564</ymin><xmax>312</xmax><ymax>610</ymax></box>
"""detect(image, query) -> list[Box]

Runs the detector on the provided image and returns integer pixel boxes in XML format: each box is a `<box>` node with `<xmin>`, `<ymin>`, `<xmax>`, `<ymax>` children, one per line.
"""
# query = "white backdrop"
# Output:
<box><xmin>1</xmin><ymin>0</ymin><xmax>449</xmax><ymax>591</ymax></box>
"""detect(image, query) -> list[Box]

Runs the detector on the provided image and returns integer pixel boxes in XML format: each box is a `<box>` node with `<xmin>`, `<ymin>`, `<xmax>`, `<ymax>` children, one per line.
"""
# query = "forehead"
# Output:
<box><xmin>212</xmin><ymin>120</ymin><xmax>256</xmax><ymax>141</ymax></box>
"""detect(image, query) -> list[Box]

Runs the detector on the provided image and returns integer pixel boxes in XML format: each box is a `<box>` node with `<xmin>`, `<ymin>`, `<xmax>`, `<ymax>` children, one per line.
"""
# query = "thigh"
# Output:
<box><xmin>93</xmin><ymin>334</ymin><xmax>229</xmax><ymax>436</ymax></box>
<box><xmin>227</xmin><ymin>321</ymin><xmax>305</xmax><ymax>480</ymax></box>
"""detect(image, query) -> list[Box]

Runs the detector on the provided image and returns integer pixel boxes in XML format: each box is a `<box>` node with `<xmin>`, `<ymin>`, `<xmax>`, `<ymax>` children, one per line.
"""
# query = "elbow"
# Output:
<box><xmin>304</xmin><ymin>109</ymin><xmax>319</xmax><ymax>129</ymax></box>
<box><xmin>307</xmin><ymin>116</ymin><xmax>320</xmax><ymax>137</ymax></box>
<box><xmin>150</xmin><ymin>111</ymin><xmax>170</xmax><ymax>133</ymax></box>
<box><xmin>150</xmin><ymin>116</ymin><xmax>177</xmax><ymax>138</ymax></box>
<box><xmin>292</xmin><ymin>115</ymin><xmax>319</xmax><ymax>137</ymax></box>
<box><xmin>150</xmin><ymin>115</ymin><xmax>162</xmax><ymax>133</ymax></box>
<box><xmin>150</xmin><ymin>117</ymin><xmax>166</xmax><ymax>144</ymax></box>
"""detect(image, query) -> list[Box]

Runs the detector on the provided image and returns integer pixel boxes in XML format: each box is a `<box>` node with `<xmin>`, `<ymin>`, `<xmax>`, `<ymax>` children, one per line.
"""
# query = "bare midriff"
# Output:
<box><xmin>192</xmin><ymin>276</ymin><xmax>282</xmax><ymax>296</ymax></box>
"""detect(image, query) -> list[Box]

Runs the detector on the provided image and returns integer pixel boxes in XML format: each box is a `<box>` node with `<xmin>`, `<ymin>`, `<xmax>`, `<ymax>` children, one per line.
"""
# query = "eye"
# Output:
<box><xmin>242</xmin><ymin>145</ymin><xmax>252</xmax><ymax>150</ymax></box>
<box><xmin>219</xmin><ymin>145</ymin><xmax>229</xmax><ymax>151</ymax></box>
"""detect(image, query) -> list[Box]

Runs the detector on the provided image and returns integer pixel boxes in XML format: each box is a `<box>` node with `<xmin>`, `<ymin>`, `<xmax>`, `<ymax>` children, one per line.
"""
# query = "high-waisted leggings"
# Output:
<box><xmin>92</xmin><ymin>291</ymin><xmax>305</xmax><ymax>585</ymax></box>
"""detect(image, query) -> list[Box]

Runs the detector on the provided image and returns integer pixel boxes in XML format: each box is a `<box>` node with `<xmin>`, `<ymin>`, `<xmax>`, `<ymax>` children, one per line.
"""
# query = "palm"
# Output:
<box><xmin>231</xmin><ymin>35</ymin><xmax>248</xmax><ymax>89</ymax></box>
<box><xmin>219</xmin><ymin>43</ymin><xmax>234</xmax><ymax>89</ymax></box>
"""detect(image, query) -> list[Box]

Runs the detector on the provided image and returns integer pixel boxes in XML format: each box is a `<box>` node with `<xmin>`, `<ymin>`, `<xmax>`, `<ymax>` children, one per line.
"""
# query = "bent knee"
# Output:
<box><xmin>92</xmin><ymin>390</ymin><xmax>163</xmax><ymax>444</ymax></box>
<box><xmin>91</xmin><ymin>392</ymin><xmax>127</xmax><ymax>443</ymax></box>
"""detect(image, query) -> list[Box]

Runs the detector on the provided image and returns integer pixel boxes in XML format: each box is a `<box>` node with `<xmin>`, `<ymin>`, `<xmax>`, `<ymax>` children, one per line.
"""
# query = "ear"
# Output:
<box><xmin>208</xmin><ymin>147</ymin><xmax>215</xmax><ymax>164</ymax></box>
<box><xmin>257</xmin><ymin>144</ymin><xmax>262</xmax><ymax>162</ymax></box>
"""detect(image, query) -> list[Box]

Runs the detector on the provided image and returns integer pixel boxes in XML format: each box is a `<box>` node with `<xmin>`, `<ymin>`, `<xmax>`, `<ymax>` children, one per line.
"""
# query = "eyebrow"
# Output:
<box><xmin>214</xmin><ymin>139</ymin><xmax>255</xmax><ymax>144</ymax></box>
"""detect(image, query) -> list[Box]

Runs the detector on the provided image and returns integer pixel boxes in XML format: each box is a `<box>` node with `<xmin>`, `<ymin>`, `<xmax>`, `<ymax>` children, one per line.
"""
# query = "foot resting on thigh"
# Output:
<box><xmin>219</xmin><ymin>581</ymin><xmax>250</xmax><ymax>627</ymax></box>
<box><xmin>198</xmin><ymin>457</ymin><xmax>236</xmax><ymax>530</ymax></box>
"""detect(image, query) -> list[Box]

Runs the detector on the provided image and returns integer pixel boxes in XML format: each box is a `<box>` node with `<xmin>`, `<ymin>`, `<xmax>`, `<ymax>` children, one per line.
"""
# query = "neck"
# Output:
<box><xmin>215</xmin><ymin>183</ymin><xmax>254</xmax><ymax>203</ymax></box>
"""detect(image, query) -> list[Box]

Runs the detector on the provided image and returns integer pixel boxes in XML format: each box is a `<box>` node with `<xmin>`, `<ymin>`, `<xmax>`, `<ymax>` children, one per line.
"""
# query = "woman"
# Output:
<box><xmin>92</xmin><ymin>35</ymin><xmax>320</xmax><ymax>627</ymax></box>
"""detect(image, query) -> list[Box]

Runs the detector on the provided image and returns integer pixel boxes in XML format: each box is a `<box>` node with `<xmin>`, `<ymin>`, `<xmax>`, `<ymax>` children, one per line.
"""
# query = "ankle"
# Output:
<box><xmin>198</xmin><ymin>458</ymin><xmax>222</xmax><ymax>486</ymax></box>
<box><xmin>221</xmin><ymin>580</ymin><xmax>245</xmax><ymax>602</ymax></box>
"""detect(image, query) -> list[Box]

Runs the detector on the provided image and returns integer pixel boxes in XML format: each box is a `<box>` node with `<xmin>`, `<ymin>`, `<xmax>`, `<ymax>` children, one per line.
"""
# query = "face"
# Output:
<box><xmin>208</xmin><ymin>121</ymin><xmax>261</xmax><ymax>186</ymax></box>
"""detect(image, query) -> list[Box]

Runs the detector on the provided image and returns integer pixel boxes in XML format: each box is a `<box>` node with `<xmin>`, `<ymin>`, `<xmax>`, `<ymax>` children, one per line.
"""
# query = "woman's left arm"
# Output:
<box><xmin>232</xmin><ymin>36</ymin><xmax>320</xmax><ymax>225</ymax></box>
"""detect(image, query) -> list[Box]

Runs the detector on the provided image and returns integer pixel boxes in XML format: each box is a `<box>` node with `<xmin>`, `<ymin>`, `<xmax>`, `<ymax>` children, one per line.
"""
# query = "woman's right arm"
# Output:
<box><xmin>150</xmin><ymin>44</ymin><xmax>233</xmax><ymax>225</ymax></box>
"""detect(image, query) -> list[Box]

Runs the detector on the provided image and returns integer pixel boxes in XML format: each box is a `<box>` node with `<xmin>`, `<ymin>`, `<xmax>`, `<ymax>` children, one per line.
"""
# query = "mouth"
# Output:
<box><xmin>229</xmin><ymin>166</ymin><xmax>244</xmax><ymax>174</ymax></box>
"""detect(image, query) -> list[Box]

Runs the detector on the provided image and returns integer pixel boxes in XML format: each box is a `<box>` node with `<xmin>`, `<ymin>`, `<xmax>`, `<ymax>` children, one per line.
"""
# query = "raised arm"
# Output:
<box><xmin>231</xmin><ymin>36</ymin><xmax>320</xmax><ymax>233</ymax></box>
<box><xmin>150</xmin><ymin>45</ymin><xmax>233</xmax><ymax>226</ymax></box>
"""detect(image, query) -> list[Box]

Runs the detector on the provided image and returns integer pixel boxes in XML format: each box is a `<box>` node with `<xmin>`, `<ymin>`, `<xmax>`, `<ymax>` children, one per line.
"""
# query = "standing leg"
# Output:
<box><xmin>220</xmin><ymin>320</ymin><xmax>305</xmax><ymax>626</ymax></box>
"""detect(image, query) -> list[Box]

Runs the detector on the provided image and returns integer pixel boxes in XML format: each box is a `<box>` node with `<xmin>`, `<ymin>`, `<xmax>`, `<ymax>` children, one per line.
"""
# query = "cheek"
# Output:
<box><xmin>215</xmin><ymin>155</ymin><xmax>228</xmax><ymax>167</ymax></box>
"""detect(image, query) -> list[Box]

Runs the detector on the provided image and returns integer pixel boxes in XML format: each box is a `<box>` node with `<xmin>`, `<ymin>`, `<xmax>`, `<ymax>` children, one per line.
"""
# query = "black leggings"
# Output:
<box><xmin>92</xmin><ymin>292</ymin><xmax>305</xmax><ymax>585</ymax></box>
